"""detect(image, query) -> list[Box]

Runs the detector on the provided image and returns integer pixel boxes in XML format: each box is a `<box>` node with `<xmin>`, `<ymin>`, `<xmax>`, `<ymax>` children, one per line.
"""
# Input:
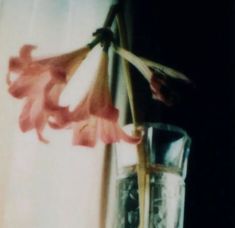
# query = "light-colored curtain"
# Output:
<box><xmin>0</xmin><ymin>0</ymin><xmax>111</xmax><ymax>227</ymax></box>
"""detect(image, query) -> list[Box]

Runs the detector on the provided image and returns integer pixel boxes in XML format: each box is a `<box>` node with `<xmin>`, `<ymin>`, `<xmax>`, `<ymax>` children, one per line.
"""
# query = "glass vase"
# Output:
<box><xmin>115</xmin><ymin>123</ymin><xmax>191</xmax><ymax>228</ymax></box>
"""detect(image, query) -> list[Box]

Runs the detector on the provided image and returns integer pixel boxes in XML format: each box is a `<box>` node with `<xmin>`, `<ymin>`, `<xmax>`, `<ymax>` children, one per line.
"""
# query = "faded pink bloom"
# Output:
<box><xmin>70</xmin><ymin>51</ymin><xmax>141</xmax><ymax>147</ymax></box>
<box><xmin>7</xmin><ymin>45</ymin><xmax>90</xmax><ymax>142</ymax></box>
<box><xmin>116</xmin><ymin>47</ymin><xmax>191</xmax><ymax>105</ymax></box>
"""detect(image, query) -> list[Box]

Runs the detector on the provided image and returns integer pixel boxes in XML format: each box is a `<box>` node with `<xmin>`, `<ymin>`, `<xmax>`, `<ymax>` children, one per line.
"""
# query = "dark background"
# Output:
<box><xmin>119</xmin><ymin>0</ymin><xmax>235</xmax><ymax>227</ymax></box>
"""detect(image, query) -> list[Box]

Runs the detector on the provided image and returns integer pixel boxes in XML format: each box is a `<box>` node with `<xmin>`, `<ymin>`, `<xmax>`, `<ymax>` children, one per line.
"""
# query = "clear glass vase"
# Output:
<box><xmin>115</xmin><ymin>123</ymin><xmax>191</xmax><ymax>228</ymax></box>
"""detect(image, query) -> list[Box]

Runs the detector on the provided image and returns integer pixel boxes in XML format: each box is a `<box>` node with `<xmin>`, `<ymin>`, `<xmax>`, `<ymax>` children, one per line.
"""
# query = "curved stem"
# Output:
<box><xmin>99</xmin><ymin>145</ymin><xmax>112</xmax><ymax>228</ymax></box>
<box><xmin>103</xmin><ymin>4</ymin><xmax>120</xmax><ymax>28</ymax></box>
<box><xmin>89</xmin><ymin>4</ymin><xmax>119</xmax><ymax>50</ymax></box>
<box><xmin>87</xmin><ymin>35</ymin><xmax>103</xmax><ymax>49</ymax></box>
<box><xmin>116</xmin><ymin>10</ymin><xmax>147</xmax><ymax>228</ymax></box>
<box><xmin>116</xmin><ymin>12</ymin><xmax>138</xmax><ymax>128</ymax></box>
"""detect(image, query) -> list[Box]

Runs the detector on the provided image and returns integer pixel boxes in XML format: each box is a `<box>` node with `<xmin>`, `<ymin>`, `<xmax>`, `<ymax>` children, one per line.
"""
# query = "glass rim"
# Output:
<box><xmin>143</xmin><ymin>122</ymin><xmax>190</xmax><ymax>139</ymax></box>
<box><xmin>124</xmin><ymin>122</ymin><xmax>191</xmax><ymax>142</ymax></box>
<box><xmin>121</xmin><ymin>122</ymin><xmax>191</xmax><ymax>178</ymax></box>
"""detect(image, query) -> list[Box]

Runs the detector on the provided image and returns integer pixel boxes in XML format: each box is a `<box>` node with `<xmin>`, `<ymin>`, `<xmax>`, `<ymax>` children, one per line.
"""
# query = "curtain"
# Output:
<box><xmin>0</xmin><ymin>0</ymin><xmax>112</xmax><ymax>227</ymax></box>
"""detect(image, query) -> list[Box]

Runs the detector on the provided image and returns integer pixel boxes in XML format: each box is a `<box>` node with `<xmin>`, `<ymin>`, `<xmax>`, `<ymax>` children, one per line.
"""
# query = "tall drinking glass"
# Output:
<box><xmin>115</xmin><ymin>123</ymin><xmax>191</xmax><ymax>228</ymax></box>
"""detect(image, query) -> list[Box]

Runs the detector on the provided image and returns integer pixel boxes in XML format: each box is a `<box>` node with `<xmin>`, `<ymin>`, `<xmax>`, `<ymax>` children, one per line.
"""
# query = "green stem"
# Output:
<box><xmin>116</xmin><ymin>13</ymin><xmax>138</xmax><ymax>128</ymax></box>
<box><xmin>87</xmin><ymin>35</ymin><xmax>103</xmax><ymax>49</ymax></box>
<box><xmin>103</xmin><ymin>4</ymin><xmax>119</xmax><ymax>28</ymax></box>
<box><xmin>99</xmin><ymin>145</ymin><xmax>112</xmax><ymax>228</ymax></box>
<box><xmin>116</xmin><ymin>10</ymin><xmax>147</xmax><ymax>228</ymax></box>
<box><xmin>88</xmin><ymin>4</ymin><xmax>119</xmax><ymax>50</ymax></box>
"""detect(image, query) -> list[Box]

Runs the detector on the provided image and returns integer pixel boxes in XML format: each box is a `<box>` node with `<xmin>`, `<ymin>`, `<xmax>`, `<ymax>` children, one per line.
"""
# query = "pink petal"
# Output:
<box><xmin>37</xmin><ymin>47</ymin><xmax>89</xmax><ymax>67</ymax></box>
<box><xmin>72</xmin><ymin>120</ymin><xmax>97</xmax><ymax>147</ymax></box>
<box><xmin>37</xmin><ymin>47</ymin><xmax>90</xmax><ymax>81</ymax></box>
<box><xmin>88</xmin><ymin>52</ymin><xmax>119</xmax><ymax>121</ymax></box>
<box><xmin>22</xmin><ymin>63</ymin><xmax>47</xmax><ymax>76</ymax></box>
<box><xmin>70</xmin><ymin>52</ymin><xmax>140</xmax><ymax>147</ymax></box>
<box><xmin>8</xmin><ymin>57</ymin><xmax>24</xmax><ymax>73</ymax></box>
<box><xmin>8</xmin><ymin>73</ymin><xmax>51</xmax><ymax>98</ymax></box>
<box><xmin>118</xmin><ymin>126</ymin><xmax>142</xmax><ymax>144</ymax></box>
<box><xmin>48</xmin><ymin>108</ymin><xmax>71</xmax><ymax>129</ymax></box>
<box><xmin>70</xmin><ymin>95</ymin><xmax>92</xmax><ymax>121</ymax></box>
<box><xmin>36</xmin><ymin>124</ymin><xmax>49</xmax><ymax>144</ymax></box>
<box><xmin>20</xmin><ymin>97</ymin><xmax>49</xmax><ymax>143</ymax></box>
<box><xmin>19</xmin><ymin>100</ymin><xmax>34</xmax><ymax>132</ymax></box>
<box><xmin>97</xmin><ymin>118</ymin><xmax>142</xmax><ymax>145</ymax></box>
<box><xmin>44</xmin><ymin>82</ymin><xmax>65</xmax><ymax>109</ymax></box>
<box><xmin>7</xmin><ymin>44</ymin><xmax>93</xmax><ymax>144</ymax></box>
<box><xmin>49</xmin><ymin>66</ymin><xmax>67</xmax><ymax>82</ymax></box>
<box><xmin>46</xmin><ymin>88</ymin><xmax>71</xmax><ymax>129</ymax></box>
<box><xmin>30</xmin><ymin>95</ymin><xmax>49</xmax><ymax>143</ymax></box>
<box><xmin>19</xmin><ymin>45</ymin><xmax>36</xmax><ymax>61</ymax></box>
<box><xmin>97</xmin><ymin>118</ymin><xmax>119</xmax><ymax>144</ymax></box>
<box><xmin>150</xmin><ymin>75</ymin><xmax>167</xmax><ymax>103</ymax></box>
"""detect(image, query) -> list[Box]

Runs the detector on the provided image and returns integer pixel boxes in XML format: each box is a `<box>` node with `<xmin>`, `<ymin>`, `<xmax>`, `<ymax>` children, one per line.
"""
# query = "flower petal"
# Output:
<box><xmin>47</xmin><ymin>107</ymin><xmax>71</xmax><ymax>129</ymax></box>
<box><xmin>141</xmin><ymin>58</ymin><xmax>190</xmax><ymax>82</ymax></box>
<box><xmin>38</xmin><ymin>47</ymin><xmax>90</xmax><ymax>81</ymax></box>
<box><xmin>45</xmin><ymin>82</ymin><xmax>66</xmax><ymax>108</ymax></box>
<box><xmin>30</xmin><ymin>93</ymin><xmax>49</xmax><ymax>143</ymax></box>
<box><xmin>150</xmin><ymin>75</ymin><xmax>167</xmax><ymax>103</ymax></box>
<box><xmin>19</xmin><ymin>100</ymin><xmax>34</xmax><ymax>132</ymax></box>
<box><xmin>97</xmin><ymin>118</ymin><xmax>119</xmax><ymax>144</ymax></box>
<box><xmin>117</xmin><ymin>125</ymin><xmax>142</xmax><ymax>144</ymax></box>
<box><xmin>8</xmin><ymin>73</ymin><xmax>51</xmax><ymax>98</ymax></box>
<box><xmin>7</xmin><ymin>44</ymin><xmax>92</xmax><ymax>144</ymax></box>
<box><xmin>115</xmin><ymin>47</ymin><xmax>153</xmax><ymax>81</ymax></box>
<box><xmin>88</xmin><ymin>52</ymin><xmax>119</xmax><ymax>121</ymax></box>
<box><xmin>20</xmin><ymin>95</ymin><xmax>49</xmax><ymax>143</ymax></box>
<box><xmin>97</xmin><ymin>118</ymin><xmax>142</xmax><ymax>145</ymax></box>
<box><xmin>150</xmin><ymin>74</ymin><xmax>181</xmax><ymax>106</ymax></box>
<box><xmin>72</xmin><ymin>119</ymin><xmax>97</xmax><ymax>147</ymax></box>
<box><xmin>116</xmin><ymin>47</ymin><xmax>190</xmax><ymax>83</ymax></box>
<box><xmin>69</xmin><ymin>51</ymin><xmax>141</xmax><ymax>147</ymax></box>
<box><xmin>71</xmin><ymin>95</ymin><xmax>91</xmax><ymax>121</ymax></box>
<box><xmin>36</xmin><ymin>117</ymin><xmax>49</xmax><ymax>144</ymax></box>
<box><xmin>49</xmin><ymin>67</ymin><xmax>67</xmax><ymax>82</ymax></box>
<box><xmin>19</xmin><ymin>45</ymin><xmax>36</xmax><ymax>61</ymax></box>
<box><xmin>8</xmin><ymin>57</ymin><xmax>25</xmax><ymax>73</ymax></box>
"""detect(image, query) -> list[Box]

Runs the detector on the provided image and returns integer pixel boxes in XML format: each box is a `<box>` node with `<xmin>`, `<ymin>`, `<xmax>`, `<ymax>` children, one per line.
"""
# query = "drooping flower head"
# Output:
<box><xmin>70</xmin><ymin>51</ymin><xmax>141</xmax><ymax>147</ymax></box>
<box><xmin>7</xmin><ymin>45</ymin><xmax>90</xmax><ymax>142</ymax></box>
<box><xmin>116</xmin><ymin>47</ymin><xmax>191</xmax><ymax>106</ymax></box>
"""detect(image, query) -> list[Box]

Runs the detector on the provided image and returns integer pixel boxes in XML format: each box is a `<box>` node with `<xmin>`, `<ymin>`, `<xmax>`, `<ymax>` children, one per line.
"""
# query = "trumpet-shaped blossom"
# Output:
<box><xmin>70</xmin><ymin>51</ymin><xmax>141</xmax><ymax>147</ymax></box>
<box><xmin>116</xmin><ymin>47</ymin><xmax>191</xmax><ymax>105</ymax></box>
<box><xmin>7</xmin><ymin>45</ymin><xmax>90</xmax><ymax>142</ymax></box>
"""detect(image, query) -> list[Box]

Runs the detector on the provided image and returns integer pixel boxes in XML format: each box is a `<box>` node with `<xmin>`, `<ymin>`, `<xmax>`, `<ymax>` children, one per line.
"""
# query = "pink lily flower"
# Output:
<box><xmin>7</xmin><ymin>45</ymin><xmax>90</xmax><ymax>142</ymax></box>
<box><xmin>70</xmin><ymin>51</ymin><xmax>141</xmax><ymax>147</ymax></box>
<box><xmin>116</xmin><ymin>47</ymin><xmax>191</xmax><ymax>105</ymax></box>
